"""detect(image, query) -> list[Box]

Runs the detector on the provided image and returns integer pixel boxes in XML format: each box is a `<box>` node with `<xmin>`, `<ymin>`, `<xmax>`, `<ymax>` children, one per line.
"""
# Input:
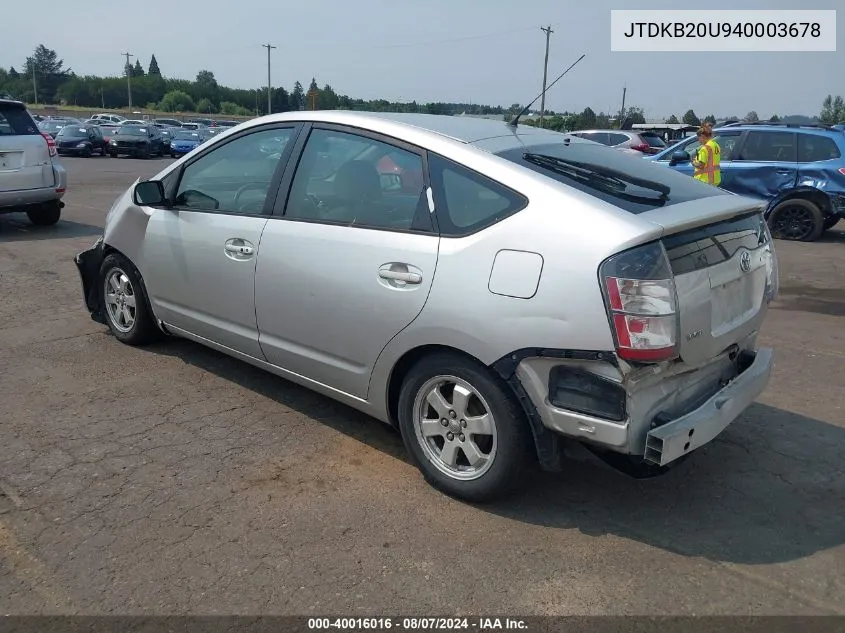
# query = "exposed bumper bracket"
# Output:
<box><xmin>644</xmin><ymin>347</ymin><xmax>774</xmax><ymax>466</ymax></box>
<box><xmin>74</xmin><ymin>237</ymin><xmax>106</xmax><ymax>324</ymax></box>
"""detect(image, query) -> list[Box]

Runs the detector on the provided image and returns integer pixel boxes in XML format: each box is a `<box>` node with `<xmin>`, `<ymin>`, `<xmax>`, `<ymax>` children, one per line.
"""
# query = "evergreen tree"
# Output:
<box><xmin>148</xmin><ymin>54</ymin><xmax>161</xmax><ymax>76</ymax></box>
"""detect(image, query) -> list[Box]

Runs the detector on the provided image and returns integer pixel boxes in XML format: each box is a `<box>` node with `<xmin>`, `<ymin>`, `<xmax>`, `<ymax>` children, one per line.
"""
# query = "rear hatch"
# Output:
<box><xmin>638</xmin><ymin>196</ymin><xmax>774</xmax><ymax>366</ymax></box>
<box><xmin>0</xmin><ymin>101</ymin><xmax>55</xmax><ymax>192</ymax></box>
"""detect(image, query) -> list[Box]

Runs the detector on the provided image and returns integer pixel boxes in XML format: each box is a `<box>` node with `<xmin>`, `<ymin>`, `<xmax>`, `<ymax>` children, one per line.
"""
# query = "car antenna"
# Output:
<box><xmin>508</xmin><ymin>53</ymin><xmax>586</xmax><ymax>128</ymax></box>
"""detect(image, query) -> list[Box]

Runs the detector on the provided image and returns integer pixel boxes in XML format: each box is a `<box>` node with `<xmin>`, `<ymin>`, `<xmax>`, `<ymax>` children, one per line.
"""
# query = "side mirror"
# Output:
<box><xmin>134</xmin><ymin>180</ymin><xmax>166</xmax><ymax>206</ymax></box>
<box><xmin>669</xmin><ymin>150</ymin><xmax>691</xmax><ymax>166</ymax></box>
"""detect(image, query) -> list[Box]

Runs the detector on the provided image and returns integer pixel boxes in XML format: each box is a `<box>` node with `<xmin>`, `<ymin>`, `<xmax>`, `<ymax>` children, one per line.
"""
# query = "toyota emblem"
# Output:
<box><xmin>739</xmin><ymin>250</ymin><xmax>752</xmax><ymax>273</ymax></box>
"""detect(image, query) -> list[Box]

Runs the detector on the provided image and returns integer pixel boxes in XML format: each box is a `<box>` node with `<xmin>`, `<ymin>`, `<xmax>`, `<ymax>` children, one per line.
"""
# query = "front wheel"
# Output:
<box><xmin>397</xmin><ymin>353</ymin><xmax>533</xmax><ymax>503</ymax></box>
<box><xmin>99</xmin><ymin>253</ymin><xmax>160</xmax><ymax>346</ymax></box>
<box><xmin>767</xmin><ymin>198</ymin><xmax>824</xmax><ymax>242</ymax></box>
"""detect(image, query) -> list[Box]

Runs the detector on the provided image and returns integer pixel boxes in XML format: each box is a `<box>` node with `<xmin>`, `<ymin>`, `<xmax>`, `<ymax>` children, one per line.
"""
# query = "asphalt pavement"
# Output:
<box><xmin>0</xmin><ymin>155</ymin><xmax>843</xmax><ymax>615</ymax></box>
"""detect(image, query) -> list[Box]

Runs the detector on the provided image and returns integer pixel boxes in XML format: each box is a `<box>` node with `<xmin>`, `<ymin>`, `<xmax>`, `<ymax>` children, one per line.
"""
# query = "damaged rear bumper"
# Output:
<box><xmin>643</xmin><ymin>347</ymin><xmax>773</xmax><ymax>465</ymax></box>
<box><xmin>74</xmin><ymin>236</ymin><xmax>106</xmax><ymax>324</ymax></box>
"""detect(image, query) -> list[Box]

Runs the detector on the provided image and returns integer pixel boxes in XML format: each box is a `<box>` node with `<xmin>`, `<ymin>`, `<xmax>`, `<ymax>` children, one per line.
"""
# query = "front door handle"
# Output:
<box><xmin>378</xmin><ymin>269</ymin><xmax>422</xmax><ymax>284</ymax></box>
<box><xmin>224</xmin><ymin>239</ymin><xmax>255</xmax><ymax>258</ymax></box>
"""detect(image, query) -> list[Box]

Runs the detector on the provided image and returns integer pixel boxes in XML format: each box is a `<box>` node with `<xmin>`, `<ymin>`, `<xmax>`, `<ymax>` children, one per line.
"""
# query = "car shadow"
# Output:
<box><xmin>0</xmin><ymin>216</ymin><xmax>103</xmax><ymax>242</ymax></box>
<box><xmin>147</xmin><ymin>337</ymin><xmax>844</xmax><ymax>566</ymax></box>
<box><xmin>772</xmin><ymin>284</ymin><xmax>845</xmax><ymax>317</ymax></box>
<box><xmin>817</xmin><ymin>226</ymin><xmax>845</xmax><ymax>243</ymax></box>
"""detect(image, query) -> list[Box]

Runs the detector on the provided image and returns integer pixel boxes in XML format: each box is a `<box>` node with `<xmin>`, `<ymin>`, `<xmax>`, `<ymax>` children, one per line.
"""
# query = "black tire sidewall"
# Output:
<box><xmin>26</xmin><ymin>204</ymin><xmax>61</xmax><ymax>225</ymax></box>
<box><xmin>397</xmin><ymin>353</ymin><xmax>532</xmax><ymax>503</ymax></box>
<box><xmin>768</xmin><ymin>199</ymin><xmax>824</xmax><ymax>242</ymax></box>
<box><xmin>98</xmin><ymin>253</ymin><xmax>158</xmax><ymax>345</ymax></box>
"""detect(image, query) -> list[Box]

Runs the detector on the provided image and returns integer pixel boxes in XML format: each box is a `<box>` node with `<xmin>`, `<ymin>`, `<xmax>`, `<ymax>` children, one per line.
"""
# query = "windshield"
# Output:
<box><xmin>173</xmin><ymin>131</ymin><xmax>201</xmax><ymax>140</ymax></box>
<box><xmin>39</xmin><ymin>121</ymin><xmax>65</xmax><ymax>131</ymax></box>
<box><xmin>57</xmin><ymin>127</ymin><xmax>89</xmax><ymax>138</ymax></box>
<box><xmin>496</xmin><ymin>141</ymin><xmax>727</xmax><ymax>214</ymax></box>
<box><xmin>117</xmin><ymin>126</ymin><xmax>148</xmax><ymax>136</ymax></box>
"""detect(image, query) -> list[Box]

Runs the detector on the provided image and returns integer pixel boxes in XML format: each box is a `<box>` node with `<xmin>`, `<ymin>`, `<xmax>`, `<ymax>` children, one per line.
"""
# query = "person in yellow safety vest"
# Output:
<box><xmin>692</xmin><ymin>126</ymin><xmax>721</xmax><ymax>186</ymax></box>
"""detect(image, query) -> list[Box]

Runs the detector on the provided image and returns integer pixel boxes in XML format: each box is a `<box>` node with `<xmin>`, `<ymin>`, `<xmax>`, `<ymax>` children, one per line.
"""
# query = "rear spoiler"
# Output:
<box><xmin>638</xmin><ymin>195</ymin><xmax>766</xmax><ymax>236</ymax></box>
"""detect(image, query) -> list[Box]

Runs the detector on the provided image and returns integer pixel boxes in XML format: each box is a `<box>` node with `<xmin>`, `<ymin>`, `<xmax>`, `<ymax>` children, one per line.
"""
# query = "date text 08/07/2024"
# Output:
<box><xmin>307</xmin><ymin>617</ymin><xmax>528</xmax><ymax>630</ymax></box>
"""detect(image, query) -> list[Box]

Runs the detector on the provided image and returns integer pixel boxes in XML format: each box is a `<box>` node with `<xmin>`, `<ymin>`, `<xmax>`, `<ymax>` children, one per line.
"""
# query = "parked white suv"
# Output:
<box><xmin>0</xmin><ymin>99</ymin><xmax>67</xmax><ymax>225</ymax></box>
<box><xmin>89</xmin><ymin>113</ymin><xmax>126</xmax><ymax>125</ymax></box>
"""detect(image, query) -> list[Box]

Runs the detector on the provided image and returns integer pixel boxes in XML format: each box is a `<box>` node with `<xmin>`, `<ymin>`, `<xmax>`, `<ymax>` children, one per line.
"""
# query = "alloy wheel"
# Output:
<box><xmin>413</xmin><ymin>375</ymin><xmax>498</xmax><ymax>481</ymax></box>
<box><xmin>103</xmin><ymin>268</ymin><xmax>137</xmax><ymax>333</ymax></box>
<box><xmin>772</xmin><ymin>205</ymin><xmax>816</xmax><ymax>240</ymax></box>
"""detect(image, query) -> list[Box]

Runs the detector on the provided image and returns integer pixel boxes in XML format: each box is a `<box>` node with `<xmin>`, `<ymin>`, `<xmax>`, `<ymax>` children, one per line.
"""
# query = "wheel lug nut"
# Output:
<box><xmin>441</xmin><ymin>419</ymin><xmax>448</xmax><ymax>426</ymax></box>
<box><xmin>449</xmin><ymin>410</ymin><xmax>456</xmax><ymax>419</ymax></box>
<box><xmin>446</xmin><ymin>432</ymin><xmax>454</xmax><ymax>441</ymax></box>
<box><xmin>460</xmin><ymin>420</ymin><xmax>466</xmax><ymax>428</ymax></box>
<box><xmin>459</xmin><ymin>434</ymin><xmax>465</xmax><ymax>442</ymax></box>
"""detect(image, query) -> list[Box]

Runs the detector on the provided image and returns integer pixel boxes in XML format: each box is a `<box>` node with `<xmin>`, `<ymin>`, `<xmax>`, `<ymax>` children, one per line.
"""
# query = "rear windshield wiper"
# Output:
<box><xmin>522</xmin><ymin>152</ymin><xmax>670</xmax><ymax>206</ymax></box>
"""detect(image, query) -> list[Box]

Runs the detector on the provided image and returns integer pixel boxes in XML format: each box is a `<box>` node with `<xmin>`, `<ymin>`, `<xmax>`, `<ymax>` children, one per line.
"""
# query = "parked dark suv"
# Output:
<box><xmin>651</xmin><ymin>122</ymin><xmax>845</xmax><ymax>241</ymax></box>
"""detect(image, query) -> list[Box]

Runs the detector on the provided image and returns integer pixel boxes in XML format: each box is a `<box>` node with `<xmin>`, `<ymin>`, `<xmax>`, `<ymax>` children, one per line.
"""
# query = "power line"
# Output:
<box><xmin>122</xmin><ymin>52</ymin><xmax>133</xmax><ymax>110</ymax></box>
<box><xmin>262</xmin><ymin>43</ymin><xmax>276</xmax><ymax>114</ymax></box>
<box><xmin>539</xmin><ymin>26</ymin><xmax>554</xmax><ymax>128</ymax></box>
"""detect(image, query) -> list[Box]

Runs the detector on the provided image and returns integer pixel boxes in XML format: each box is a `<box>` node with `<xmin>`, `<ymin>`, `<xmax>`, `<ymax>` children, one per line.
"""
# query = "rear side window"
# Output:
<box><xmin>606</xmin><ymin>133</ymin><xmax>630</xmax><ymax>146</ymax></box>
<box><xmin>735</xmin><ymin>131</ymin><xmax>796</xmax><ymax>162</ymax></box>
<box><xmin>428</xmin><ymin>153</ymin><xmax>527</xmax><ymax>236</ymax></box>
<box><xmin>496</xmin><ymin>141</ymin><xmax>728</xmax><ymax>215</ymax></box>
<box><xmin>797</xmin><ymin>134</ymin><xmax>841</xmax><ymax>162</ymax></box>
<box><xmin>640</xmin><ymin>133</ymin><xmax>666</xmax><ymax>148</ymax></box>
<box><xmin>0</xmin><ymin>103</ymin><xmax>39</xmax><ymax>136</ymax></box>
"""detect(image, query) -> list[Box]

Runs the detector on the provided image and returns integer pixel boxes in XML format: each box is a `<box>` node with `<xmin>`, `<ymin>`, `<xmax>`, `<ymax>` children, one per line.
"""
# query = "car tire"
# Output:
<box><xmin>397</xmin><ymin>352</ymin><xmax>533</xmax><ymax>503</ymax></box>
<box><xmin>767</xmin><ymin>198</ymin><xmax>824</xmax><ymax>242</ymax></box>
<box><xmin>26</xmin><ymin>202</ymin><xmax>61</xmax><ymax>226</ymax></box>
<box><xmin>99</xmin><ymin>253</ymin><xmax>160</xmax><ymax>346</ymax></box>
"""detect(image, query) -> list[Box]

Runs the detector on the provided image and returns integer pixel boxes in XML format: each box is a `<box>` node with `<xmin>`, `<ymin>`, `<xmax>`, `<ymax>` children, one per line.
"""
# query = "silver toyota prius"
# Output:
<box><xmin>75</xmin><ymin>111</ymin><xmax>778</xmax><ymax>502</ymax></box>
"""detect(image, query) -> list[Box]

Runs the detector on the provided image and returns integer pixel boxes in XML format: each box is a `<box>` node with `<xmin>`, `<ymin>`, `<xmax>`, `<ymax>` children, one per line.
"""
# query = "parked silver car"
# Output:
<box><xmin>570</xmin><ymin>129</ymin><xmax>668</xmax><ymax>155</ymax></box>
<box><xmin>74</xmin><ymin>111</ymin><xmax>778</xmax><ymax>501</ymax></box>
<box><xmin>0</xmin><ymin>99</ymin><xmax>67</xmax><ymax>225</ymax></box>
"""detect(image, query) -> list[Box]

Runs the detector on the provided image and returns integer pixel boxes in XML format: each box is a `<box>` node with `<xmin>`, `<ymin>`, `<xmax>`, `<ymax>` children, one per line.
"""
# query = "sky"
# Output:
<box><xmin>2</xmin><ymin>0</ymin><xmax>842</xmax><ymax>119</ymax></box>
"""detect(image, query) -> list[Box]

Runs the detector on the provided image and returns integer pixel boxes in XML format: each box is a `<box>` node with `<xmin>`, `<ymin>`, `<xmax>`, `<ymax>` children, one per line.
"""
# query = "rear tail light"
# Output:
<box><xmin>839</xmin><ymin>168</ymin><xmax>845</xmax><ymax>176</ymax></box>
<box><xmin>600</xmin><ymin>242</ymin><xmax>679</xmax><ymax>363</ymax></box>
<box><xmin>42</xmin><ymin>132</ymin><xmax>57</xmax><ymax>157</ymax></box>
<box><xmin>630</xmin><ymin>143</ymin><xmax>651</xmax><ymax>153</ymax></box>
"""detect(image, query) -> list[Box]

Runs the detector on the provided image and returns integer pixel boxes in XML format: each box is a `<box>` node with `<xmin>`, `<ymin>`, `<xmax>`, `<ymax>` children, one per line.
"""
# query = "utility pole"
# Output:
<box><xmin>262</xmin><ymin>43</ymin><xmax>276</xmax><ymax>114</ymax></box>
<box><xmin>31</xmin><ymin>64</ymin><xmax>38</xmax><ymax>105</ymax></box>
<box><xmin>539</xmin><ymin>25</ymin><xmax>554</xmax><ymax>129</ymax></box>
<box><xmin>122</xmin><ymin>52</ymin><xmax>133</xmax><ymax>110</ymax></box>
<box><xmin>619</xmin><ymin>85</ymin><xmax>627</xmax><ymax>128</ymax></box>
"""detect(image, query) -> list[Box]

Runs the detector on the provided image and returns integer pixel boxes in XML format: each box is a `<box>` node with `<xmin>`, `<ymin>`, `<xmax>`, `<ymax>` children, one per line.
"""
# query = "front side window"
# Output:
<box><xmin>284</xmin><ymin>128</ymin><xmax>430</xmax><ymax>232</ymax></box>
<box><xmin>735</xmin><ymin>131</ymin><xmax>797</xmax><ymax>162</ymax></box>
<box><xmin>680</xmin><ymin>131</ymin><xmax>743</xmax><ymax>161</ymax></box>
<box><xmin>173</xmin><ymin>127</ymin><xmax>294</xmax><ymax>215</ymax></box>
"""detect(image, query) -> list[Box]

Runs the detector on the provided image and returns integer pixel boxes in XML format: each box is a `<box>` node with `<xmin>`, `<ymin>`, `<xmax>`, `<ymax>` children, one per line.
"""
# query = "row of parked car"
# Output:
<box><xmin>34</xmin><ymin>113</ymin><xmax>242</xmax><ymax>159</ymax></box>
<box><xmin>577</xmin><ymin>121</ymin><xmax>845</xmax><ymax>241</ymax></box>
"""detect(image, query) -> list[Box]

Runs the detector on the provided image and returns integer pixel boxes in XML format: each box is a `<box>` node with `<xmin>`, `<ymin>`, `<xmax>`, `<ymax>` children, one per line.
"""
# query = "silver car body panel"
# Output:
<box><xmin>97</xmin><ymin>111</ymin><xmax>775</xmax><ymax>461</ymax></box>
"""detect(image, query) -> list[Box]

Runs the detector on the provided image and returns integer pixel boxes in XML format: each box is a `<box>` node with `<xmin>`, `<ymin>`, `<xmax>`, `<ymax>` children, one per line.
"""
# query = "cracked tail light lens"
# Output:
<box><xmin>600</xmin><ymin>243</ymin><xmax>679</xmax><ymax>363</ymax></box>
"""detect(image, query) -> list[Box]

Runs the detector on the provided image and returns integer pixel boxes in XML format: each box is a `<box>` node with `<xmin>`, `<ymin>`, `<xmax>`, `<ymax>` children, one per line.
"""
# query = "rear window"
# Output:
<box><xmin>495</xmin><ymin>141</ymin><xmax>728</xmax><ymax>214</ymax></box>
<box><xmin>639</xmin><ymin>133</ymin><xmax>666</xmax><ymax>148</ymax></box>
<box><xmin>797</xmin><ymin>134</ymin><xmax>841</xmax><ymax>162</ymax></box>
<box><xmin>0</xmin><ymin>103</ymin><xmax>39</xmax><ymax>136</ymax></box>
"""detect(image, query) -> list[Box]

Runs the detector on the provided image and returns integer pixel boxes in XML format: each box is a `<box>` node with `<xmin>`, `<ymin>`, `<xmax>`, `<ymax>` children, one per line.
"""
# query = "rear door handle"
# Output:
<box><xmin>379</xmin><ymin>269</ymin><xmax>422</xmax><ymax>284</ymax></box>
<box><xmin>775</xmin><ymin>169</ymin><xmax>792</xmax><ymax>175</ymax></box>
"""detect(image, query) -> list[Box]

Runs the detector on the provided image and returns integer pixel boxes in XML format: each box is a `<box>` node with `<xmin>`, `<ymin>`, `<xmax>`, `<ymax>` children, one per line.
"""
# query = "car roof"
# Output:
<box><xmin>239</xmin><ymin>110</ymin><xmax>573</xmax><ymax>151</ymax></box>
<box><xmin>715</xmin><ymin>123</ymin><xmax>844</xmax><ymax>138</ymax></box>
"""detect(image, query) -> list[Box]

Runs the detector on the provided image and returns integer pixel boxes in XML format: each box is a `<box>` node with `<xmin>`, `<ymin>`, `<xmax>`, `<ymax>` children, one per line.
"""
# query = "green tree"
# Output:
<box><xmin>666</xmin><ymin>114</ymin><xmax>679</xmax><ymax>124</ymax></box>
<box><xmin>307</xmin><ymin>77</ymin><xmax>319</xmax><ymax>109</ymax></box>
<box><xmin>318</xmin><ymin>84</ymin><xmax>339</xmax><ymax>110</ymax></box>
<box><xmin>577</xmin><ymin>106</ymin><xmax>596</xmax><ymax>130</ymax></box>
<box><xmin>744</xmin><ymin>110</ymin><xmax>759</xmax><ymax>123</ymax></box>
<box><xmin>682</xmin><ymin>109</ymin><xmax>700</xmax><ymax>126</ymax></box>
<box><xmin>196</xmin><ymin>98</ymin><xmax>216</xmax><ymax>113</ymax></box>
<box><xmin>133</xmin><ymin>60</ymin><xmax>145</xmax><ymax>77</ymax></box>
<box><xmin>770</xmin><ymin>114</ymin><xmax>780</xmax><ymax>122</ymax></box>
<box><xmin>24</xmin><ymin>44</ymin><xmax>70</xmax><ymax>103</ymax></box>
<box><xmin>148</xmin><ymin>54</ymin><xmax>161</xmax><ymax>76</ymax></box>
<box><xmin>703</xmin><ymin>114</ymin><xmax>716</xmax><ymax>125</ymax></box>
<box><xmin>159</xmin><ymin>90</ymin><xmax>196</xmax><ymax>112</ymax></box>
<box><xmin>820</xmin><ymin>94</ymin><xmax>845</xmax><ymax>124</ymax></box>
<box><xmin>271</xmin><ymin>86</ymin><xmax>290</xmax><ymax>112</ymax></box>
<box><xmin>620</xmin><ymin>106</ymin><xmax>646</xmax><ymax>126</ymax></box>
<box><xmin>290</xmin><ymin>81</ymin><xmax>304</xmax><ymax>111</ymax></box>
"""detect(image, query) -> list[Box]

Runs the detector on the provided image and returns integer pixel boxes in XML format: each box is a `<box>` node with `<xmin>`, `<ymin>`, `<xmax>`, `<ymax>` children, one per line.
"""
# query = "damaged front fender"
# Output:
<box><xmin>74</xmin><ymin>236</ymin><xmax>106</xmax><ymax>324</ymax></box>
